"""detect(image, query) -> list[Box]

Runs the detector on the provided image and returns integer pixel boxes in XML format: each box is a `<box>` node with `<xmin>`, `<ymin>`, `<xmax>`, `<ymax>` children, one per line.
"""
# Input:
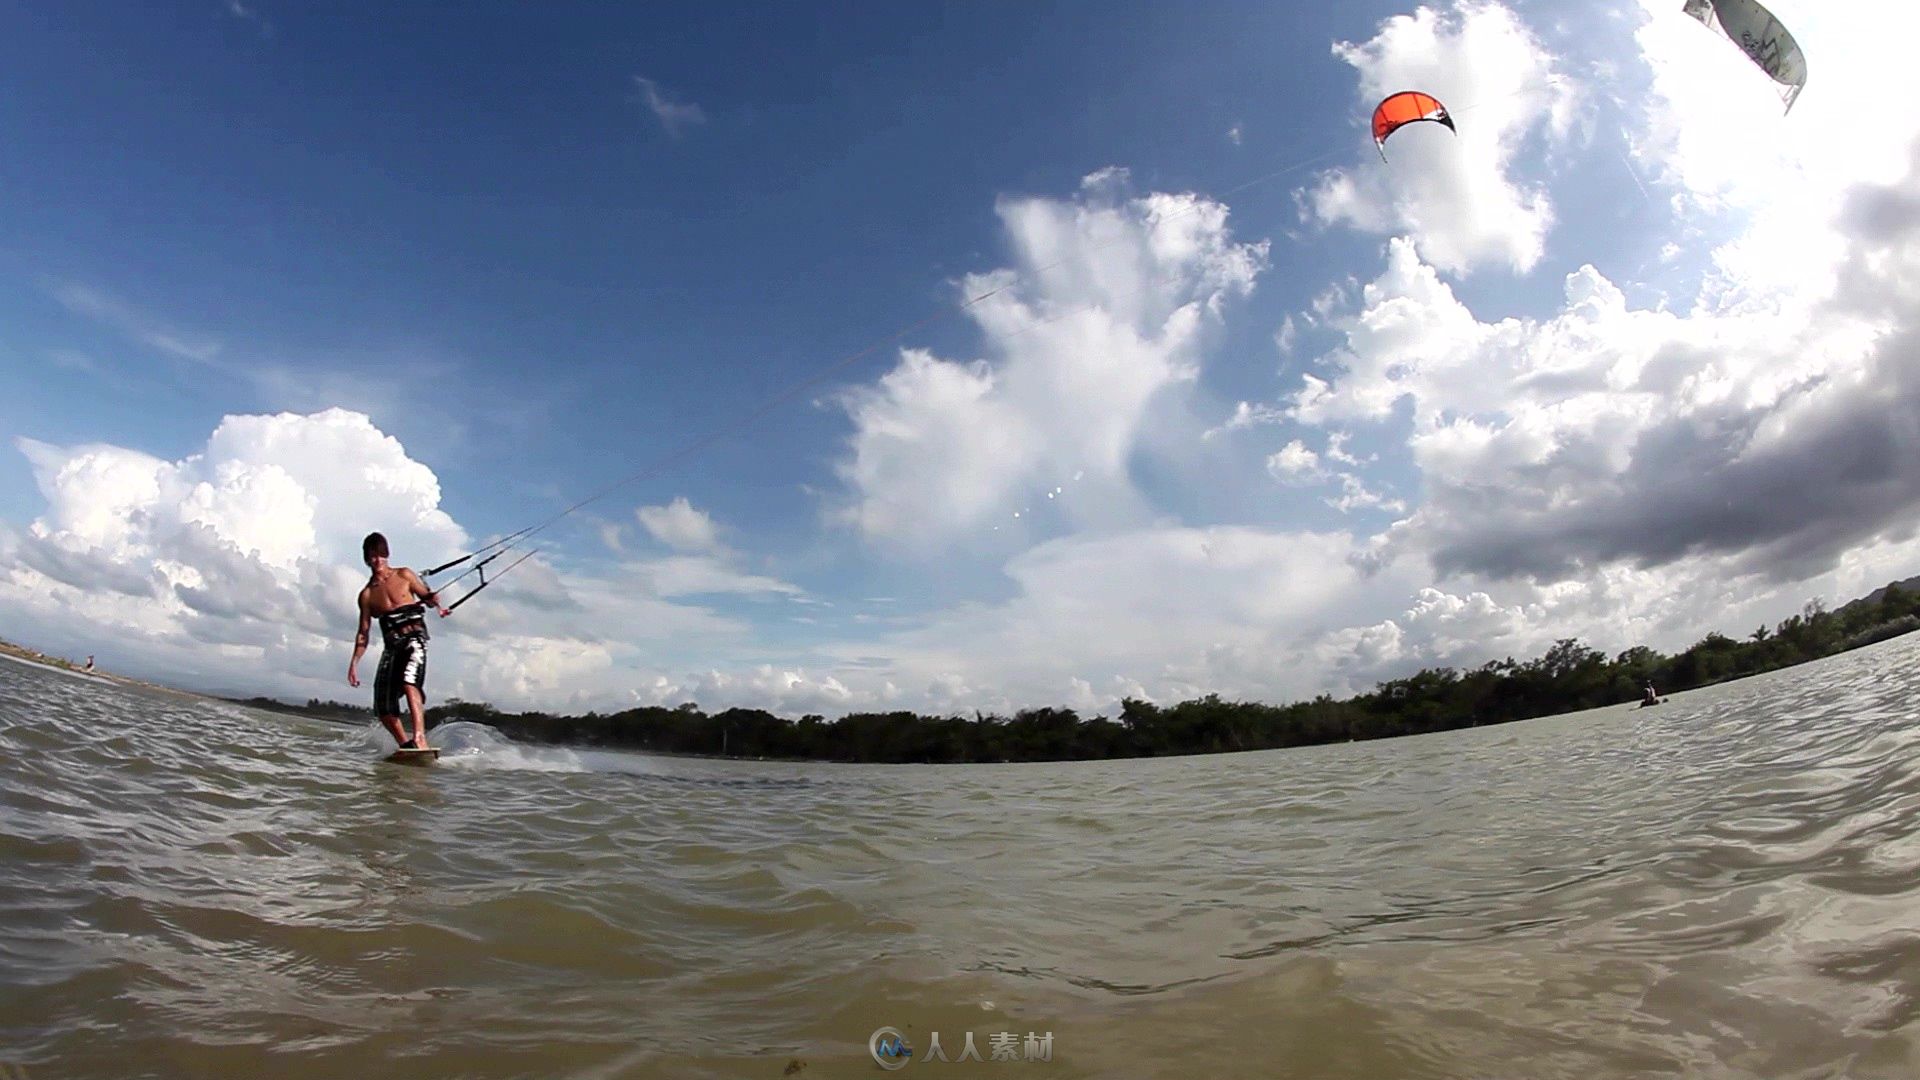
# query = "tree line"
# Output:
<box><xmin>264</xmin><ymin>579</ymin><xmax>1920</xmax><ymax>764</ymax></box>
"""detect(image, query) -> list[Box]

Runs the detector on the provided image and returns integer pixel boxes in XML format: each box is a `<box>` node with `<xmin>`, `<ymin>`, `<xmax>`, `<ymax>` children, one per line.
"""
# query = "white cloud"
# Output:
<box><xmin>1288</xmin><ymin>137</ymin><xmax>1920</xmax><ymax>582</ymax></box>
<box><xmin>1327</xmin><ymin>473</ymin><xmax>1406</xmax><ymax>516</ymax></box>
<box><xmin>1265</xmin><ymin>440</ymin><xmax>1322</xmax><ymax>484</ymax></box>
<box><xmin>629</xmin><ymin>555</ymin><xmax>801</xmax><ymax>599</ymax></box>
<box><xmin>1215</xmin><ymin>0</ymin><xmax>1920</xmax><ymax>690</ymax></box>
<box><xmin>835</xmin><ymin>169</ymin><xmax>1268</xmax><ymax>547</ymax></box>
<box><xmin>1</xmin><ymin>411</ymin><xmax>465</xmax><ymax>692</ymax></box>
<box><xmin>0</xmin><ymin>406</ymin><xmax>858</xmax><ymax>719</ymax></box>
<box><xmin>633</xmin><ymin>76</ymin><xmax>706</xmax><ymax>137</ymax></box>
<box><xmin>663</xmin><ymin>666</ymin><xmax>855</xmax><ymax>716</ymax></box>
<box><xmin>1632</xmin><ymin>0</ymin><xmax>1915</xmax><ymax>303</ymax></box>
<box><xmin>1289</xmin><ymin>237</ymin><xmax>1641</xmax><ymax>428</ymax></box>
<box><xmin>1302</xmin><ymin>2</ymin><xmax>1574</xmax><ymax>275</ymax></box>
<box><xmin>19</xmin><ymin>409</ymin><xmax>461</xmax><ymax>581</ymax></box>
<box><xmin>1202</xmin><ymin>400</ymin><xmax>1290</xmax><ymax>441</ymax></box>
<box><xmin>1325</xmin><ymin>431</ymin><xmax>1364</xmax><ymax>467</ymax></box>
<box><xmin>636</xmin><ymin>496</ymin><xmax>720</xmax><ymax>552</ymax></box>
<box><xmin>0</xmin><ymin>411</ymin><xmax>775</xmax><ymax>708</ymax></box>
<box><xmin>821</xmin><ymin>526</ymin><xmax>1389</xmax><ymax>713</ymax></box>
<box><xmin>1260</xmin><ymin>435</ymin><xmax>1403</xmax><ymax>515</ymax></box>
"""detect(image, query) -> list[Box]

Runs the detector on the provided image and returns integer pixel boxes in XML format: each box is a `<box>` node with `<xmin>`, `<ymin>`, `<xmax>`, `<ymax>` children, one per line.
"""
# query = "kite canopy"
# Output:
<box><xmin>1371</xmin><ymin>91</ymin><xmax>1456</xmax><ymax>160</ymax></box>
<box><xmin>1681</xmin><ymin>0</ymin><xmax>1806</xmax><ymax>113</ymax></box>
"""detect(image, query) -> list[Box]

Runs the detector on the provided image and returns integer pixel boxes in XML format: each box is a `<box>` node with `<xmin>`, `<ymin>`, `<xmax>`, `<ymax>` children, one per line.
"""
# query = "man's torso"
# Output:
<box><xmin>364</xmin><ymin>569</ymin><xmax>429</xmax><ymax>645</ymax></box>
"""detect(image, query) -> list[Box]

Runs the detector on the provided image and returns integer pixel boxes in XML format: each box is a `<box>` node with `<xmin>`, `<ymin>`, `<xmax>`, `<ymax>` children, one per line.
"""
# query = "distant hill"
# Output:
<box><xmin>1839</xmin><ymin>575</ymin><xmax>1920</xmax><ymax>617</ymax></box>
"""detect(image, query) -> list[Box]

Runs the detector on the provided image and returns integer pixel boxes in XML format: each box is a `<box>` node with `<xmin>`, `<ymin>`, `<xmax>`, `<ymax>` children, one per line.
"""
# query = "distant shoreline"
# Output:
<box><xmin>0</xmin><ymin>639</ymin><xmax>91</xmax><ymax>675</ymax></box>
<box><xmin>0</xmin><ymin>638</ymin><xmax>238</xmax><ymax>706</ymax></box>
<box><xmin>9</xmin><ymin>573</ymin><xmax>1920</xmax><ymax>764</ymax></box>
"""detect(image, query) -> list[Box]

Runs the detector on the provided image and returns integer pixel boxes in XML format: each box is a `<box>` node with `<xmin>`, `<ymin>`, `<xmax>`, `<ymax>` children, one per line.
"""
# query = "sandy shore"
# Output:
<box><xmin>0</xmin><ymin>638</ymin><xmax>219</xmax><ymax>704</ymax></box>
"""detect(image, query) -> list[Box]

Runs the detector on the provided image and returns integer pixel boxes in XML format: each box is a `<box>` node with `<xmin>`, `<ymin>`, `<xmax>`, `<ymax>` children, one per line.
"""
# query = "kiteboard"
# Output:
<box><xmin>385</xmin><ymin>747</ymin><xmax>440</xmax><ymax>766</ymax></box>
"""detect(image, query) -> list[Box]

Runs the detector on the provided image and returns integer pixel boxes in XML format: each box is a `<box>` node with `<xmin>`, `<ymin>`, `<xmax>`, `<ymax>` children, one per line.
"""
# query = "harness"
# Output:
<box><xmin>378</xmin><ymin>602</ymin><xmax>430</xmax><ymax>646</ymax></box>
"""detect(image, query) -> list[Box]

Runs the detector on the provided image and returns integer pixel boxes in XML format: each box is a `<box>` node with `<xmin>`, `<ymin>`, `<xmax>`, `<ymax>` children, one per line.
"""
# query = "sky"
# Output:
<box><xmin>4</xmin><ymin>1</ymin><xmax>1918</xmax><ymax>718</ymax></box>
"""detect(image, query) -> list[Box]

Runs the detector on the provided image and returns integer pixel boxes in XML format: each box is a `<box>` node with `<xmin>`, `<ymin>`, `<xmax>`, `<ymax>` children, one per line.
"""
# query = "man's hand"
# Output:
<box><xmin>347</xmin><ymin>664</ymin><xmax>360</xmax><ymax>688</ymax></box>
<box><xmin>436</xmin><ymin>604</ymin><xmax>452</xmax><ymax>618</ymax></box>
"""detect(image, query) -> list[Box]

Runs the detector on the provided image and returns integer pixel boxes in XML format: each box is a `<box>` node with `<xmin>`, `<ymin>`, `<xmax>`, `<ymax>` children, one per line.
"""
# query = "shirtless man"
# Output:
<box><xmin>347</xmin><ymin>532</ymin><xmax>450</xmax><ymax>749</ymax></box>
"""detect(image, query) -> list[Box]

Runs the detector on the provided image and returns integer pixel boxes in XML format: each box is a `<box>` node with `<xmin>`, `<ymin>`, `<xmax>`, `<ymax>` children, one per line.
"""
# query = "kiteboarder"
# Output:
<box><xmin>1641</xmin><ymin>682</ymin><xmax>1662</xmax><ymax>707</ymax></box>
<box><xmin>348</xmin><ymin>532</ymin><xmax>450</xmax><ymax>750</ymax></box>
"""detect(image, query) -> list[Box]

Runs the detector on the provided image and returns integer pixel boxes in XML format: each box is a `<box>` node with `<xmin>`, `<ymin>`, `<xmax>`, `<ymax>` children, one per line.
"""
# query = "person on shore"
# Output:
<box><xmin>347</xmin><ymin>532</ymin><xmax>450</xmax><ymax>750</ymax></box>
<box><xmin>82</xmin><ymin>655</ymin><xmax>94</xmax><ymax>673</ymax></box>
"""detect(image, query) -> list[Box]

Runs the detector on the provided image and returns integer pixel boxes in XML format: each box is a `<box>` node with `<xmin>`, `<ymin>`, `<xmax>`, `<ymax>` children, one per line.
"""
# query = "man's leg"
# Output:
<box><xmin>404</xmin><ymin>685</ymin><xmax>429</xmax><ymax>748</ymax></box>
<box><xmin>378</xmin><ymin>713</ymin><xmax>409</xmax><ymax>746</ymax></box>
<box><xmin>373</xmin><ymin>650</ymin><xmax>411</xmax><ymax>747</ymax></box>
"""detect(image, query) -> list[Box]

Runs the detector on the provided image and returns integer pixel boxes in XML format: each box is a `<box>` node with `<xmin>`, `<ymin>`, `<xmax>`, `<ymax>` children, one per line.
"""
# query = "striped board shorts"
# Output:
<box><xmin>372</xmin><ymin>635</ymin><xmax>428</xmax><ymax>717</ymax></box>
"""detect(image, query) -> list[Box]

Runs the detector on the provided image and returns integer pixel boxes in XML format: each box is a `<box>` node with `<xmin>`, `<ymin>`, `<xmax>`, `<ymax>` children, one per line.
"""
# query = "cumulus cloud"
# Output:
<box><xmin>1290</xmin><ymin>213</ymin><xmax>1915</xmax><ymax>582</ymax></box>
<box><xmin>1261</xmin><ymin>436</ymin><xmax>1404</xmax><ymax>515</ymax></box>
<box><xmin>0</xmin><ymin>410</ymin><xmax>789</xmax><ymax>708</ymax></box>
<box><xmin>1284</xmin><ymin>50</ymin><xmax>1920</xmax><ymax>585</ymax></box>
<box><xmin>821</xmin><ymin>525</ymin><xmax>1390</xmax><ymax>713</ymax></box>
<box><xmin>1</xmin><ymin>410</ymin><xmax>464</xmax><ymax>691</ymax></box>
<box><xmin>17</xmin><ymin>409</ymin><xmax>462</xmax><ymax>581</ymax></box>
<box><xmin>1302</xmin><ymin>2</ymin><xmax>1574</xmax><ymax>275</ymax></box>
<box><xmin>835</xmin><ymin>168</ymin><xmax>1269</xmax><ymax>547</ymax></box>
<box><xmin>1132</xmin><ymin>0</ymin><xmax>1920</xmax><ymax>700</ymax></box>
<box><xmin>1327</xmin><ymin>473</ymin><xmax>1407</xmax><ymax>516</ymax></box>
<box><xmin>1266</xmin><ymin>440</ymin><xmax>1322</xmax><ymax>484</ymax></box>
<box><xmin>637</xmin><ymin>496</ymin><xmax>721</xmax><ymax>553</ymax></box>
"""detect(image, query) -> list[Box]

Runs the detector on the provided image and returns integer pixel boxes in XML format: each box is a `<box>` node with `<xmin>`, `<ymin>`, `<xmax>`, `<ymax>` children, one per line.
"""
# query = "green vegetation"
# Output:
<box><xmin>235</xmin><ymin>697</ymin><xmax>369</xmax><ymax>723</ymax></box>
<box><xmin>406</xmin><ymin>578</ymin><xmax>1920</xmax><ymax>763</ymax></box>
<box><xmin>245</xmin><ymin>577</ymin><xmax>1920</xmax><ymax>764</ymax></box>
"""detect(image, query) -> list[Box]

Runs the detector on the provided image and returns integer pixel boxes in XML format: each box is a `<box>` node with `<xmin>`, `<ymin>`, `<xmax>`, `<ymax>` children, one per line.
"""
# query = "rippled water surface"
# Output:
<box><xmin>5</xmin><ymin>637</ymin><xmax>1920</xmax><ymax>1078</ymax></box>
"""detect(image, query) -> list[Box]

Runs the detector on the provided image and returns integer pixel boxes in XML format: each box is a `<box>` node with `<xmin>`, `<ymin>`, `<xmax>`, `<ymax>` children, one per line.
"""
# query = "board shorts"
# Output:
<box><xmin>373</xmin><ymin>635</ymin><xmax>428</xmax><ymax>717</ymax></box>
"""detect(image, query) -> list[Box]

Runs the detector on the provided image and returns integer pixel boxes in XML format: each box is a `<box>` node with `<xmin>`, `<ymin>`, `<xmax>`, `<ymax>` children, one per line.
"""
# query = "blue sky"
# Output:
<box><xmin>1</xmin><ymin>2</ymin><xmax>1365</xmax><ymax>524</ymax></box>
<box><xmin>6</xmin><ymin>1</ymin><xmax>1918</xmax><ymax>716</ymax></box>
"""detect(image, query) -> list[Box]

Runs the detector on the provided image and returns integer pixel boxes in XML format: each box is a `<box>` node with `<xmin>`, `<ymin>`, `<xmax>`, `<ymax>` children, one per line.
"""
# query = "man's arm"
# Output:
<box><xmin>348</xmin><ymin>592</ymin><xmax>371</xmax><ymax>687</ymax></box>
<box><xmin>406</xmin><ymin>568</ymin><xmax>452</xmax><ymax>617</ymax></box>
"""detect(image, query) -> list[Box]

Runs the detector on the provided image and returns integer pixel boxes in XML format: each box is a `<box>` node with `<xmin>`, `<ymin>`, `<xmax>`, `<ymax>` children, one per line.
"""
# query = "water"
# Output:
<box><xmin>4</xmin><ymin>638</ymin><xmax>1920</xmax><ymax>1078</ymax></box>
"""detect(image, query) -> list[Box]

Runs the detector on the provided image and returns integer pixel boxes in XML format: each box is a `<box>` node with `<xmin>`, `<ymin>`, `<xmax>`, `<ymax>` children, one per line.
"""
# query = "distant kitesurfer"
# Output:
<box><xmin>348</xmin><ymin>532</ymin><xmax>450</xmax><ymax>750</ymax></box>
<box><xmin>82</xmin><ymin>655</ymin><xmax>94</xmax><ymax>673</ymax></box>
<box><xmin>1641</xmin><ymin>682</ymin><xmax>1660</xmax><ymax>707</ymax></box>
